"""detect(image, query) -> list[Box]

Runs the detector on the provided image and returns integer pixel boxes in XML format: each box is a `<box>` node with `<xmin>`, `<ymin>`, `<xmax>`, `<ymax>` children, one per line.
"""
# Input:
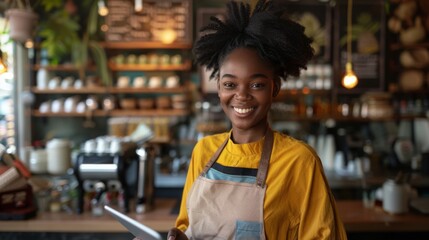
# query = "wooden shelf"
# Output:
<box><xmin>271</xmin><ymin>114</ymin><xmax>427</xmax><ymax>122</ymax></box>
<box><xmin>390</xmin><ymin>42</ymin><xmax>429</xmax><ymax>51</ymax></box>
<box><xmin>31</xmin><ymin>87</ymin><xmax>107</xmax><ymax>94</ymax></box>
<box><xmin>33</xmin><ymin>64</ymin><xmax>96</xmax><ymax>71</ymax></box>
<box><xmin>275</xmin><ymin>89</ymin><xmax>331</xmax><ymax>100</ymax></box>
<box><xmin>32</xmin><ymin>86</ymin><xmax>188</xmax><ymax>94</ymax></box>
<box><xmin>108</xmin><ymin>61</ymin><xmax>192</xmax><ymax>71</ymax></box>
<box><xmin>32</xmin><ymin>109</ymin><xmax>190</xmax><ymax>117</ymax></box>
<box><xmin>99</xmin><ymin>41</ymin><xmax>192</xmax><ymax>50</ymax></box>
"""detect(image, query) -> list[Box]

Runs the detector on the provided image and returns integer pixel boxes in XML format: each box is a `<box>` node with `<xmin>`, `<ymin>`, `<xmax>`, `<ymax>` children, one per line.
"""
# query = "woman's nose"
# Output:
<box><xmin>235</xmin><ymin>86</ymin><xmax>250</xmax><ymax>100</ymax></box>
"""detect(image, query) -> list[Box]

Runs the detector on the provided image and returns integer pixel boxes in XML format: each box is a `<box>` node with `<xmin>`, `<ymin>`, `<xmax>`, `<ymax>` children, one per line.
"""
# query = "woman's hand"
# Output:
<box><xmin>167</xmin><ymin>227</ymin><xmax>188</xmax><ymax>240</ymax></box>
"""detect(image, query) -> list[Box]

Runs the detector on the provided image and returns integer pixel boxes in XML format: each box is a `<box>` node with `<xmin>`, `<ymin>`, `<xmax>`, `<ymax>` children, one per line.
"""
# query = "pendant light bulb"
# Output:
<box><xmin>135</xmin><ymin>0</ymin><xmax>143</xmax><ymax>12</ymax></box>
<box><xmin>342</xmin><ymin>0</ymin><xmax>358</xmax><ymax>89</ymax></box>
<box><xmin>342</xmin><ymin>62</ymin><xmax>358</xmax><ymax>89</ymax></box>
<box><xmin>98</xmin><ymin>0</ymin><xmax>109</xmax><ymax>16</ymax></box>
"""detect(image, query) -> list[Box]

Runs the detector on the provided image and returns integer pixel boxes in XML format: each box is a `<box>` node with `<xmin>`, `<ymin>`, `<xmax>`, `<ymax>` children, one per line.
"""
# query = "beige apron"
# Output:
<box><xmin>185</xmin><ymin>129</ymin><xmax>274</xmax><ymax>240</ymax></box>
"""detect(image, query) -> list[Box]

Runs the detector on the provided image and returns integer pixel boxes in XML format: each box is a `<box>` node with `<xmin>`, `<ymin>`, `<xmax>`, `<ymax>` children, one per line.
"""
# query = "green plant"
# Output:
<box><xmin>72</xmin><ymin>0</ymin><xmax>111</xmax><ymax>86</ymax></box>
<box><xmin>35</xmin><ymin>0</ymin><xmax>80</xmax><ymax>65</ymax></box>
<box><xmin>34</xmin><ymin>0</ymin><xmax>110</xmax><ymax>86</ymax></box>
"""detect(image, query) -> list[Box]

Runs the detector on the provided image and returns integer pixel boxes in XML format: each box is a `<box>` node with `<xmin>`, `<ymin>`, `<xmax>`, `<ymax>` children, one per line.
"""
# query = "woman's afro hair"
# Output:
<box><xmin>193</xmin><ymin>0</ymin><xmax>314</xmax><ymax>80</ymax></box>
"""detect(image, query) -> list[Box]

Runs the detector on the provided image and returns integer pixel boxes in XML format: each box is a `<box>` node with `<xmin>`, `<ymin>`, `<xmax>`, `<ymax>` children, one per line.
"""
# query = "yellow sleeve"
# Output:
<box><xmin>175</xmin><ymin>138</ymin><xmax>209</xmax><ymax>232</ymax></box>
<box><xmin>298</xmin><ymin>157</ymin><xmax>348</xmax><ymax>239</ymax></box>
<box><xmin>175</xmin><ymin>146</ymin><xmax>197</xmax><ymax>232</ymax></box>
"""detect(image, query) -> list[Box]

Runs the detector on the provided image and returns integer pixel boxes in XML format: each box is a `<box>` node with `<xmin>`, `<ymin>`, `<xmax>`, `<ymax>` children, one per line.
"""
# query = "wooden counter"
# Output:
<box><xmin>0</xmin><ymin>199</ymin><xmax>428</xmax><ymax>233</ymax></box>
<box><xmin>0</xmin><ymin>199</ymin><xmax>177</xmax><ymax>233</ymax></box>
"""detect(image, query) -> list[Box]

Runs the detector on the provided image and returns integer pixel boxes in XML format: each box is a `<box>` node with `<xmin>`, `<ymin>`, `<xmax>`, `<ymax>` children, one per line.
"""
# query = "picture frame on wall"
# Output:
<box><xmin>334</xmin><ymin>0</ymin><xmax>386</xmax><ymax>93</ymax></box>
<box><xmin>196</xmin><ymin>8</ymin><xmax>226</xmax><ymax>94</ymax></box>
<box><xmin>284</xmin><ymin>1</ymin><xmax>332</xmax><ymax>63</ymax></box>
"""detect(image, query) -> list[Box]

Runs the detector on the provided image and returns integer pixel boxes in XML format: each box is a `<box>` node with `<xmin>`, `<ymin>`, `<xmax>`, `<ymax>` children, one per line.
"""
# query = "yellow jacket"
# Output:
<box><xmin>176</xmin><ymin>131</ymin><xmax>347</xmax><ymax>239</ymax></box>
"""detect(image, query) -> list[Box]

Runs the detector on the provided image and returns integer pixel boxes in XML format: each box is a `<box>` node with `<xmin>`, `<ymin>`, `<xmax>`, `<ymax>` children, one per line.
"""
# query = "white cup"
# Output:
<box><xmin>117</xmin><ymin>76</ymin><xmax>130</xmax><ymax>88</ymax></box>
<box><xmin>84</xmin><ymin>139</ymin><xmax>97</xmax><ymax>153</ymax></box>
<box><xmin>133</xmin><ymin>76</ymin><xmax>146</xmax><ymax>88</ymax></box>
<box><xmin>51</xmin><ymin>99</ymin><xmax>64</xmax><ymax>113</ymax></box>
<box><xmin>165</xmin><ymin>75</ymin><xmax>179</xmax><ymax>88</ymax></box>
<box><xmin>64</xmin><ymin>96</ymin><xmax>79</xmax><ymax>113</ymax></box>
<box><xmin>61</xmin><ymin>77</ymin><xmax>74</xmax><ymax>89</ymax></box>
<box><xmin>148</xmin><ymin>76</ymin><xmax>163</xmax><ymax>88</ymax></box>
<box><xmin>74</xmin><ymin>79</ymin><xmax>83</xmax><ymax>89</ymax></box>
<box><xmin>96</xmin><ymin>138</ymin><xmax>109</xmax><ymax>154</ymax></box>
<box><xmin>76</xmin><ymin>101</ymin><xmax>86</xmax><ymax>113</ymax></box>
<box><xmin>48</xmin><ymin>77</ymin><xmax>60</xmax><ymax>89</ymax></box>
<box><xmin>39</xmin><ymin>101</ymin><xmax>51</xmax><ymax>113</ymax></box>
<box><xmin>109</xmin><ymin>138</ymin><xmax>122</xmax><ymax>154</ymax></box>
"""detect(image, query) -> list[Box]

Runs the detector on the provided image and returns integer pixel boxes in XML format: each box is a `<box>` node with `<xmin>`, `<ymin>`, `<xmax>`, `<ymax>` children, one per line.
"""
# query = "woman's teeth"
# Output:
<box><xmin>234</xmin><ymin>107</ymin><xmax>254</xmax><ymax>114</ymax></box>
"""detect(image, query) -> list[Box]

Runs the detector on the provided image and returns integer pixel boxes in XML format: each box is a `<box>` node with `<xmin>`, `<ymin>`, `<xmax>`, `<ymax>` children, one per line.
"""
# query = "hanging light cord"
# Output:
<box><xmin>347</xmin><ymin>0</ymin><xmax>353</xmax><ymax>66</ymax></box>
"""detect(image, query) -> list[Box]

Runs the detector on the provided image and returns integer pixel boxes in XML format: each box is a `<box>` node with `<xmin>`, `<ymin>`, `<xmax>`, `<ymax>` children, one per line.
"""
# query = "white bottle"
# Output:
<box><xmin>36</xmin><ymin>67</ymin><xmax>49</xmax><ymax>89</ymax></box>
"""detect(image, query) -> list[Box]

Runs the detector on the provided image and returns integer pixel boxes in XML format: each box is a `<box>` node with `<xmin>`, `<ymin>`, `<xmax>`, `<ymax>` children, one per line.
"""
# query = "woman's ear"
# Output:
<box><xmin>273</xmin><ymin>78</ymin><xmax>281</xmax><ymax>97</ymax></box>
<box><xmin>217</xmin><ymin>78</ymin><xmax>221</xmax><ymax>97</ymax></box>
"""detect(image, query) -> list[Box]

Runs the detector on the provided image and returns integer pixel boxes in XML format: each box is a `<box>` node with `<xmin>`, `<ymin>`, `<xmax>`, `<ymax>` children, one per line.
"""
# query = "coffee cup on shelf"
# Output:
<box><xmin>165</xmin><ymin>75</ymin><xmax>179</xmax><ymax>88</ymax></box>
<box><xmin>148</xmin><ymin>76</ymin><xmax>163</xmax><ymax>88</ymax></box>
<box><xmin>117</xmin><ymin>76</ymin><xmax>130</xmax><ymax>88</ymax></box>
<box><xmin>74</xmin><ymin>79</ymin><xmax>83</xmax><ymax>89</ymax></box>
<box><xmin>76</xmin><ymin>101</ymin><xmax>86</xmax><ymax>113</ymax></box>
<box><xmin>133</xmin><ymin>76</ymin><xmax>146</xmax><ymax>88</ymax></box>
<box><xmin>48</xmin><ymin>77</ymin><xmax>60</xmax><ymax>89</ymax></box>
<box><xmin>64</xmin><ymin>96</ymin><xmax>79</xmax><ymax>113</ymax></box>
<box><xmin>51</xmin><ymin>98</ymin><xmax>64</xmax><ymax>113</ymax></box>
<box><xmin>39</xmin><ymin>101</ymin><xmax>51</xmax><ymax>113</ymax></box>
<box><xmin>61</xmin><ymin>76</ymin><xmax>74</xmax><ymax>89</ymax></box>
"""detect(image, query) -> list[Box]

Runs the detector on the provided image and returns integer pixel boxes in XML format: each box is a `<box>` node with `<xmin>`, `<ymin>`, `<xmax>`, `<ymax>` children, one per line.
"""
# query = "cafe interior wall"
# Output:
<box><xmin>27</xmin><ymin>0</ymin><xmax>231</xmax><ymax>150</ymax></box>
<box><xmin>7</xmin><ymin>0</ymin><xmax>428</xmax><ymax>177</ymax></box>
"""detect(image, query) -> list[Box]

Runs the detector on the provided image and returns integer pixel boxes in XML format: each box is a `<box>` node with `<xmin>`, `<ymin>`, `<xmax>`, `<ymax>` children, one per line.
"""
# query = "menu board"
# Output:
<box><xmin>105</xmin><ymin>0</ymin><xmax>192</xmax><ymax>44</ymax></box>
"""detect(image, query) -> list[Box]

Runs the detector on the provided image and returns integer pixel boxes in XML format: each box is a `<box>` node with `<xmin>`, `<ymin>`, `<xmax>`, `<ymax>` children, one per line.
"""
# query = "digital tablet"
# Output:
<box><xmin>104</xmin><ymin>205</ymin><xmax>162</xmax><ymax>240</ymax></box>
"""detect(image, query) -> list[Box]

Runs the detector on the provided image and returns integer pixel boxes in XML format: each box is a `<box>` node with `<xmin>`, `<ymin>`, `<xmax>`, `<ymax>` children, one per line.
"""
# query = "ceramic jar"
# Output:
<box><xmin>383</xmin><ymin>179</ymin><xmax>409</xmax><ymax>214</ymax></box>
<box><xmin>47</xmin><ymin>138</ymin><xmax>71</xmax><ymax>175</ymax></box>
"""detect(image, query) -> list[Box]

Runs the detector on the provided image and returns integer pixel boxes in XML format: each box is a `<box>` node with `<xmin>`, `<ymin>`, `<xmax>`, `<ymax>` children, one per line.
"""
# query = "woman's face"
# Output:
<box><xmin>218</xmin><ymin>48</ymin><xmax>277</xmax><ymax>133</ymax></box>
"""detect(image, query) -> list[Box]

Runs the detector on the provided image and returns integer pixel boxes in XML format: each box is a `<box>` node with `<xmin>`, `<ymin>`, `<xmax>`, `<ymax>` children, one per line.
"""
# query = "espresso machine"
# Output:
<box><xmin>74</xmin><ymin>141</ymin><xmax>139</xmax><ymax>213</ymax></box>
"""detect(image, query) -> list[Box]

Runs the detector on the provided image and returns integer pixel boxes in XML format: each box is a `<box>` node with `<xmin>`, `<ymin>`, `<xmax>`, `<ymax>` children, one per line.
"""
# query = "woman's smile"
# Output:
<box><xmin>233</xmin><ymin>106</ymin><xmax>255</xmax><ymax>114</ymax></box>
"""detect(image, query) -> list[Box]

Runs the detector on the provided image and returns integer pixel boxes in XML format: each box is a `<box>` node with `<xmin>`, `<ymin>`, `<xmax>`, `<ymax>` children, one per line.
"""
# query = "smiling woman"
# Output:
<box><xmin>218</xmin><ymin>48</ymin><xmax>277</xmax><ymax>143</ymax></box>
<box><xmin>159</xmin><ymin>0</ymin><xmax>348</xmax><ymax>239</ymax></box>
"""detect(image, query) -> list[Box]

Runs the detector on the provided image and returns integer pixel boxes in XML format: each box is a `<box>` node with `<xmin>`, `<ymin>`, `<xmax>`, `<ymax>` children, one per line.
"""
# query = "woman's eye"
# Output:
<box><xmin>251</xmin><ymin>82</ymin><xmax>265</xmax><ymax>89</ymax></box>
<box><xmin>223</xmin><ymin>82</ymin><xmax>235</xmax><ymax>88</ymax></box>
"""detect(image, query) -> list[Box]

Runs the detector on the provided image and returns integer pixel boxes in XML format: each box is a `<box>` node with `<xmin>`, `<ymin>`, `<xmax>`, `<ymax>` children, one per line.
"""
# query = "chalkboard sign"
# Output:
<box><xmin>105</xmin><ymin>0</ymin><xmax>193</xmax><ymax>44</ymax></box>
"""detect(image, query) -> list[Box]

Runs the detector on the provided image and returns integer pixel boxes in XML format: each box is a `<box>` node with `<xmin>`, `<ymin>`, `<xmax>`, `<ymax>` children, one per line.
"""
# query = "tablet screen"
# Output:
<box><xmin>104</xmin><ymin>205</ymin><xmax>162</xmax><ymax>240</ymax></box>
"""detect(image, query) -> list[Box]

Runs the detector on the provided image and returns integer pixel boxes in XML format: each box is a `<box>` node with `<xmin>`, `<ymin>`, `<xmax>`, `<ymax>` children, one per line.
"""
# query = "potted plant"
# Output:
<box><xmin>4</xmin><ymin>0</ymin><xmax>38</xmax><ymax>43</ymax></box>
<box><xmin>72</xmin><ymin>0</ymin><xmax>111</xmax><ymax>87</ymax></box>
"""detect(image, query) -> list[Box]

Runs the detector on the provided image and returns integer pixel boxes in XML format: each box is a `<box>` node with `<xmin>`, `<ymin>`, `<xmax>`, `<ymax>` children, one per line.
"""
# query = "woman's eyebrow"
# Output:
<box><xmin>251</xmin><ymin>73</ymin><xmax>269</xmax><ymax>79</ymax></box>
<box><xmin>221</xmin><ymin>73</ymin><xmax>269</xmax><ymax>79</ymax></box>
<box><xmin>220</xmin><ymin>73</ymin><xmax>236</xmax><ymax>79</ymax></box>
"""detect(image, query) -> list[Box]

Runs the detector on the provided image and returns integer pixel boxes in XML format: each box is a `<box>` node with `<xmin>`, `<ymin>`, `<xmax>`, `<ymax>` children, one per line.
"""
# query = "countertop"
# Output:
<box><xmin>1</xmin><ymin>199</ymin><xmax>428</xmax><ymax>233</ymax></box>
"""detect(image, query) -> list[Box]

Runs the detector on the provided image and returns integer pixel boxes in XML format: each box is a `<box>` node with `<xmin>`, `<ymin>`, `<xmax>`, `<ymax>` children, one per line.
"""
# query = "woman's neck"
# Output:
<box><xmin>231</xmin><ymin>123</ymin><xmax>269</xmax><ymax>144</ymax></box>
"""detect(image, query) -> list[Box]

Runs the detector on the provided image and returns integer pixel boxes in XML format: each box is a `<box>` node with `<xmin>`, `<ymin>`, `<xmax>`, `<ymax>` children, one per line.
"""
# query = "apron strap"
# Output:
<box><xmin>200</xmin><ymin>137</ymin><xmax>229</xmax><ymax>176</ymax></box>
<box><xmin>256</xmin><ymin>129</ymin><xmax>274</xmax><ymax>188</ymax></box>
